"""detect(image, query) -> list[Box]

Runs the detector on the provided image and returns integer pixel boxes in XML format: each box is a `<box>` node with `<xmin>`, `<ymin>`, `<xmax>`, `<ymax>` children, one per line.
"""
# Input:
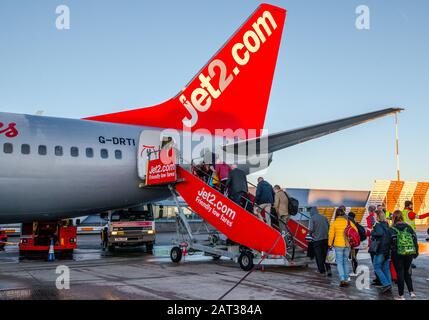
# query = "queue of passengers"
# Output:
<box><xmin>192</xmin><ymin>162</ymin><xmax>423</xmax><ymax>300</ymax></box>
<box><xmin>192</xmin><ymin>161</ymin><xmax>291</xmax><ymax>232</ymax></box>
<box><xmin>309</xmin><ymin>202</ymin><xmax>422</xmax><ymax>300</ymax></box>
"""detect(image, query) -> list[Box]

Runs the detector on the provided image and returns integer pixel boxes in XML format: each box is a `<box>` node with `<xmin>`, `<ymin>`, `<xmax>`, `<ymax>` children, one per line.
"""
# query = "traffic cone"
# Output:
<box><xmin>47</xmin><ymin>239</ymin><xmax>55</xmax><ymax>262</ymax></box>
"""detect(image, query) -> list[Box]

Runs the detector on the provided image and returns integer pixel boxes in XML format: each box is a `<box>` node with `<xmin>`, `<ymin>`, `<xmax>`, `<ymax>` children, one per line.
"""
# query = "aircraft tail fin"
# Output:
<box><xmin>84</xmin><ymin>4</ymin><xmax>287</xmax><ymax>137</ymax></box>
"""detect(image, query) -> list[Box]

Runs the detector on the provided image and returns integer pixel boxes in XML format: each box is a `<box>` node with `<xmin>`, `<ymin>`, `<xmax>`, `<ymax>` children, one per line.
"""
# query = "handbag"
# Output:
<box><xmin>326</xmin><ymin>248</ymin><xmax>336</xmax><ymax>264</ymax></box>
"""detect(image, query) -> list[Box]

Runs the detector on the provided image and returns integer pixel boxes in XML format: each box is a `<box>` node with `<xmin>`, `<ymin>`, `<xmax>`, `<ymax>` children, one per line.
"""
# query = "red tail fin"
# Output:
<box><xmin>85</xmin><ymin>4</ymin><xmax>286</xmax><ymax>136</ymax></box>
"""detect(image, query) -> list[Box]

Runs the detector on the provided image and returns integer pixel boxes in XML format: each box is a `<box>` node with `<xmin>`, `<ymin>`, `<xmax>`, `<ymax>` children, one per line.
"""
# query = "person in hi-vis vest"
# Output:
<box><xmin>402</xmin><ymin>201</ymin><xmax>429</xmax><ymax>232</ymax></box>
<box><xmin>378</xmin><ymin>204</ymin><xmax>394</xmax><ymax>226</ymax></box>
<box><xmin>402</xmin><ymin>200</ymin><xmax>429</xmax><ymax>269</ymax></box>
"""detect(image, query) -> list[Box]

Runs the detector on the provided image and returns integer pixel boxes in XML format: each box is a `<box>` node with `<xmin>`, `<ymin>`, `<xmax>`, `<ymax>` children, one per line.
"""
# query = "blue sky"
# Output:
<box><xmin>1</xmin><ymin>0</ymin><xmax>428</xmax><ymax>190</ymax></box>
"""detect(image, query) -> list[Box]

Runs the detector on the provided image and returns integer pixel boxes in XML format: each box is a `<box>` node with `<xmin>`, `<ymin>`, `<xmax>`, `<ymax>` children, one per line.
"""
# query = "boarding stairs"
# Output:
<box><xmin>141</xmin><ymin>148</ymin><xmax>310</xmax><ymax>268</ymax></box>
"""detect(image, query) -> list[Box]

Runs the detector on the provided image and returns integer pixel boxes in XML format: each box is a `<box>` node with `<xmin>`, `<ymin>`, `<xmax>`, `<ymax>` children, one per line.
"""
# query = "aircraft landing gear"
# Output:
<box><xmin>170</xmin><ymin>246</ymin><xmax>182</xmax><ymax>263</ymax></box>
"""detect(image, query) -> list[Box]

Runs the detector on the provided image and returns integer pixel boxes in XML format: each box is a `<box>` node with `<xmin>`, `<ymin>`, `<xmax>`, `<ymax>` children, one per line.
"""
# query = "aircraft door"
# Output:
<box><xmin>137</xmin><ymin>130</ymin><xmax>162</xmax><ymax>180</ymax></box>
<box><xmin>160</xmin><ymin>131</ymin><xmax>181</xmax><ymax>165</ymax></box>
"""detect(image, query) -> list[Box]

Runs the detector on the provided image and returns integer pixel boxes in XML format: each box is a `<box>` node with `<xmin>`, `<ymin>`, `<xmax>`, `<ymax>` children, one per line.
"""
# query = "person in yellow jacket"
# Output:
<box><xmin>328</xmin><ymin>207</ymin><xmax>358</xmax><ymax>287</ymax></box>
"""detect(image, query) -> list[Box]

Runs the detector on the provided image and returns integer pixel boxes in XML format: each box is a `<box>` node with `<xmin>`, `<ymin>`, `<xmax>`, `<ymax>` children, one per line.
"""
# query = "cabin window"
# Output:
<box><xmin>3</xmin><ymin>143</ymin><xmax>13</xmax><ymax>154</ymax></box>
<box><xmin>71</xmin><ymin>147</ymin><xmax>79</xmax><ymax>157</ymax></box>
<box><xmin>86</xmin><ymin>148</ymin><xmax>94</xmax><ymax>158</ymax></box>
<box><xmin>55</xmin><ymin>146</ymin><xmax>63</xmax><ymax>156</ymax></box>
<box><xmin>38</xmin><ymin>145</ymin><xmax>47</xmax><ymax>156</ymax></box>
<box><xmin>21</xmin><ymin>144</ymin><xmax>30</xmax><ymax>155</ymax></box>
<box><xmin>100</xmin><ymin>149</ymin><xmax>108</xmax><ymax>159</ymax></box>
<box><xmin>115</xmin><ymin>150</ymin><xmax>122</xmax><ymax>160</ymax></box>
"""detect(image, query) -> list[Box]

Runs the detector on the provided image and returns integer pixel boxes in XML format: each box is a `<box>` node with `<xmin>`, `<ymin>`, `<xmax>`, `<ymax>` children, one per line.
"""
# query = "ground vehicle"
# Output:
<box><xmin>19</xmin><ymin>220</ymin><xmax>77</xmax><ymax>257</ymax></box>
<box><xmin>76</xmin><ymin>215</ymin><xmax>107</xmax><ymax>234</ymax></box>
<box><xmin>103</xmin><ymin>205</ymin><xmax>155</xmax><ymax>252</ymax></box>
<box><xmin>0</xmin><ymin>230</ymin><xmax>7</xmax><ymax>249</ymax></box>
<box><xmin>0</xmin><ymin>224</ymin><xmax>20</xmax><ymax>236</ymax></box>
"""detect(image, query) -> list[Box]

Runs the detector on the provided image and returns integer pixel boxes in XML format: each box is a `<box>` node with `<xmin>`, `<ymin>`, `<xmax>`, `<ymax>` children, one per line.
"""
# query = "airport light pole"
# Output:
<box><xmin>395</xmin><ymin>113</ymin><xmax>401</xmax><ymax>181</ymax></box>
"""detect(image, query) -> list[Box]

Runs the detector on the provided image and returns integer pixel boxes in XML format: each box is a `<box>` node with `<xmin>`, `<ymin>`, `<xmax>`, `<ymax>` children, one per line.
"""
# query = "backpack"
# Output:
<box><xmin>392</xmin><ymin>227</ymin><xmax>416</xmax><ymax>255</ymax></box>
<box><xmin>284</xmin><ymin>191</ymin><xmax>299</xmax><ymax>216</ymax></box>
<box><xmin>354</xmin><ymin>221</ymin><xmax>367</xmax><ymax>242</ymax></box>
<box><xmin>344</xmin><ymin>219</ymin><xmax>361</xmax><ymax>248</ymax></box>
<box><xmin>209</xmin><ymin>172</ymin><xmax>219</xmax><ymax>187</ymax></box>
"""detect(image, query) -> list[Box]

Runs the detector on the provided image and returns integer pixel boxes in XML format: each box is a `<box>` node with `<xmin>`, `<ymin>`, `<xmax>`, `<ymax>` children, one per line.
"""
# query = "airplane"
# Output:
<box><xmin>0</xmin><ymin>3</ymin><xmax>402</xmax><ymax>224</ymax></box>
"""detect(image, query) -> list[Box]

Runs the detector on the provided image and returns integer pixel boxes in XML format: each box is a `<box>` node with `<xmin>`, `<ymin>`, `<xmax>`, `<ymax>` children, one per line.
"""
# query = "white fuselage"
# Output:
<box><xmin>0</xmin><ymin>112</ymin><xmax>172</xmax><ymax>223</ymax></box>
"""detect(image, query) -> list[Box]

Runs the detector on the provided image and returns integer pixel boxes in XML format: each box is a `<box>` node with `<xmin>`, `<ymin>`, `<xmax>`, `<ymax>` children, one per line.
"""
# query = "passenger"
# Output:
<box><xmin>309</xmin><ymin>207</ymin><xmax>332</xmax><ymax>277</ymax></box>
<box><xmin>378</xmin><ymin>204</ymin><xmax>392</xmax><ymax>225</ymax></box>
<box><xmin>390</xmin><ymin>210</ymin><xmax>419</xmax><ymax>300</ymax></box>
<box><xmin>193</xmin><ymin>162</ymin><xmax>207</xmax><ymax>181</ymax></box>
<box><xmin>214</xmin><ymin>160</ymin><xmax>232</xmax><ymax>194</ymax></box>
<box><xmin>370</xmin><ymin>210</ymin><xmax>392</xmax><ymax>294</ymax></box>
<box><xmin>328</xmin><ymin>208</ymin><xmax>358</xmax><ymax>287</ymax></box>
<box><xmin>347</xmin><ymin>212</ymin><xmax>366</xmax><ymax>276</ymax></box>
<box><xmin>366</xmin><ymin>205</ymin><xmax>381</xmax><ymax>286</ymax></box>
<box><xmin>226</xmin><ymin>164</ymin><xmax>248</xmax><ymax>207</ymax></box>
<box><xmin>202</xmin><ymin>163</ymin><xmax>213</xmax><ymax>184</ymax></box>
<box><xmin>377</xmin><ymin>204</ymin><xmax>386</xmax><ymax>213</ymax></box>
<box><xmin>366</xmin><ymin>205</ymin><xmax>377</xmax><ymax>236</ymax></box>
<box><xmin>273</xmin><ymin>185</ymin><xmax>289</xmax><ymax>233</ymax></box>
<box><xmin>269</xmin><ymin>206</ymin><xmax>280</xmax><ymax>231</ymax></box>
<box><xmin>243</xmin><ymin>191</ymin><xmax>255</xmax><ymax>213</ymax></box>
<box><xmin>193</xmin><ymin>162</ymin><xmax>211</xmax><ymax>183</ymax></box>
<box><xmin>101</xmin><ymin>226</ymin><xmax>108</xmax><ymax>250</ymax></box>
<box><xmin>208</xmin><ymin>165</ymin><xmax>220</xmax><ymax>190</ymax></box>
<box><xmin>254</xmin><ymin>177</ymin><xmax>275</xmax><ymax>226</ymax></box>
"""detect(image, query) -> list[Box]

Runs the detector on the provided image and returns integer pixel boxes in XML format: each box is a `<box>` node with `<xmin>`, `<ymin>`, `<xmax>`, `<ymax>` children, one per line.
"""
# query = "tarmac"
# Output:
<box><xmin>0</xmin><ymin>229</ymin><xmax>428</xmax><ymax>300</ymax></box>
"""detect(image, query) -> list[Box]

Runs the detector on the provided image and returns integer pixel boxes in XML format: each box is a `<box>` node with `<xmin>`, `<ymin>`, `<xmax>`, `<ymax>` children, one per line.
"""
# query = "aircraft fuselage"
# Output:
<box><xmin>0</xmin><ymin>112</ymin><xmax>171</xmax><ymax>223</ymax></box>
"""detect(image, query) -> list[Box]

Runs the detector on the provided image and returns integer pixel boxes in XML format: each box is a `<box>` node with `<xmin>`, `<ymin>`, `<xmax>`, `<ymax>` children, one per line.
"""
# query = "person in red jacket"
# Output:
<box><xmin>366</xmin><ymin>205</ymin><xmax>377</xmax><ymax>238</ymax></box>
<box><xmin>366</xmin><ymin>205</ymin><xmax>381</xmax><ymax>285</ymax></box>
<box><xmin>214</xmin><ymin>160</ymin><xmax>232</xmax><ymax>195</ymax></box>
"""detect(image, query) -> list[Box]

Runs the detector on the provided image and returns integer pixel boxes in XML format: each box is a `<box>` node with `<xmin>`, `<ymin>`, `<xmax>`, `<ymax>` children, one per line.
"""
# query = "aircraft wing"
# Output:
<box><xmin>223</xmin><ymin>108</ymin><xmax>403</xmax><ymax>155</ymax></box>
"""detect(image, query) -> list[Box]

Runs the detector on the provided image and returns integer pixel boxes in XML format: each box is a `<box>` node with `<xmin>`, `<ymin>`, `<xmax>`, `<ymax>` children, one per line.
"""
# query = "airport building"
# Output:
<box><xmin>153</xmin><ymin>179</ymin><xmax>429</xmax><ymax>227</ymax></box>
<box><xmin>2</xmin><ymin>179</ymin><xmax>428</xmax><ymax>236</ymax></box>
